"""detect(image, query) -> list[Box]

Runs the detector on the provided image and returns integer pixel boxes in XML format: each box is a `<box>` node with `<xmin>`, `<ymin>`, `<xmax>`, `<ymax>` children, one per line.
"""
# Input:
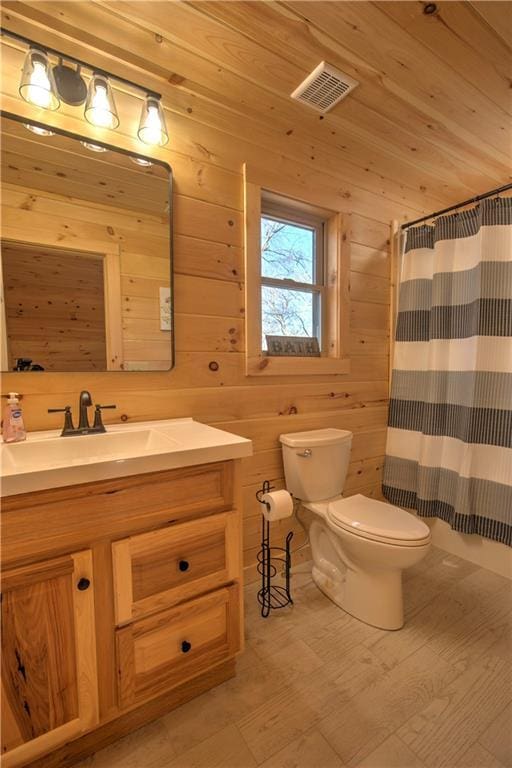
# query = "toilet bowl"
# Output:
<box><xmin>280</xmin><ymin>429</ymin><xmax>431</xmax><ymax>630</ymax></box>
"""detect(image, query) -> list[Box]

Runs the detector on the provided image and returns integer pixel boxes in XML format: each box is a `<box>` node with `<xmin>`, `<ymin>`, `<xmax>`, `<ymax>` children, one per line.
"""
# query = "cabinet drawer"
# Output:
<box><xmin>116</xmin><ymin>585</ymin><xmax>240</xmax><ymax>709</ymax></box>
<box><xmin>2</xmin><ymin>461</ymin><xmax>234</xmax><ymax>569</ymax></box>
<box><xmin>112</xmin><ymin>511</ymin><xmax>240</xmax><ymax>625</ymax></box>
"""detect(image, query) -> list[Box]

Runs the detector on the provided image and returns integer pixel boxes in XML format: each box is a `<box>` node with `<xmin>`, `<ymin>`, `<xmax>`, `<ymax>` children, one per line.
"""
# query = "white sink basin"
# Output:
<box><xmin>1</xmin><ymin>418</ymin><xmax>252</xmax><ymax>496</ymax></box>
<box><xmin>2</xmin><ymin>429</ymin><xmax>178</xmax><ymax>472</ymax></box>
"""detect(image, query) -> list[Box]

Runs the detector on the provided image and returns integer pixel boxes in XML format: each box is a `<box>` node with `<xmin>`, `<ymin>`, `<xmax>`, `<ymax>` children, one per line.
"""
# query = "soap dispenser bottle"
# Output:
<box><xmin>2</xmin><ymin>392</ymin><xmax>26</xmax><ymax>443</ymax></box>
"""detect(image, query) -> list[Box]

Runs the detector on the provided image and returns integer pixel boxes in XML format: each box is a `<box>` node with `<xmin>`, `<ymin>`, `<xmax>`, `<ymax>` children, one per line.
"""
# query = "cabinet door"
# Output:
<box><xmin>116</xmin><ymin>584</ymin><xmax>240</xmax><ymax>709</ymax></box>
<box><xmin>1</xmin><ymin>551</ymin><xmax>98</xmax><ymax>768</ymax></box>
<box><xmin>112</xmin><ymin>511</ymin><xmax>240</xmax><ymax>625</ymax></box>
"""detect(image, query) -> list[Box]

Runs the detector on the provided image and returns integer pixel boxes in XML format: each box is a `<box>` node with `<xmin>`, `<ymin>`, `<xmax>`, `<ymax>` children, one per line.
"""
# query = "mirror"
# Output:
<box><xmin>0</xmin><ymin>113</ymin><xmax>173</xmax><ymax>372</ymax></box>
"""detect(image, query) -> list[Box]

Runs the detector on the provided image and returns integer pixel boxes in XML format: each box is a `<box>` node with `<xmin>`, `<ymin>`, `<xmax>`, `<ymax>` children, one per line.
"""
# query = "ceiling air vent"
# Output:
<box><xmin>291</xmin><ymin>62</ymin><xmax>359</xmax><ymax>113</ymax></box>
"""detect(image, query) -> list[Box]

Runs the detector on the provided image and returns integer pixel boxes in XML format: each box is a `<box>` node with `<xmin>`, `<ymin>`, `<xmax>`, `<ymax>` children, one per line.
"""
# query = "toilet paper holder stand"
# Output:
<box><xmin>256</xmin><ymin>479</ymin><xmax>294</xmax><ymax>618</ymax></box>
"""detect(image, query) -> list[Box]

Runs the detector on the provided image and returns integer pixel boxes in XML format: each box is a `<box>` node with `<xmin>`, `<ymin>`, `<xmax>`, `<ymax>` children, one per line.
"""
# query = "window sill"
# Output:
<box><xmin>245</xmin><ymin>355</ymin><xmax>351</xmax><ymax>377</ymax></box>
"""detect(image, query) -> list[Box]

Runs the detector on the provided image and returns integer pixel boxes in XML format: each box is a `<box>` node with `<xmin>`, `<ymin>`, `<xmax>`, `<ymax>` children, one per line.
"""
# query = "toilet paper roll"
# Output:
<box><xmin>261</xmin><ymin>490</ymin><xmax>293</xmax><ymax>522</ymax></box>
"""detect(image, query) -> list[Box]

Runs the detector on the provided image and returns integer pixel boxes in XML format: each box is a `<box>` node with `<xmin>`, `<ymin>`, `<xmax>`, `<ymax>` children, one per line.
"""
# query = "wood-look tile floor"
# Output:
<box><xmin>79</xmin><ymin>547</ymin><xmax>512</xmax><ymax>768</ymax></box>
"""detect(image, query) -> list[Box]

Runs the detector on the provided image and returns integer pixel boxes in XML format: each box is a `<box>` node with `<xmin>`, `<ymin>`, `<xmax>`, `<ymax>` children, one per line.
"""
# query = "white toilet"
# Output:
<box><xmin>280</xmin><ymin>428</ymin><xmax>431</xmax><ymax>630</ymax></box>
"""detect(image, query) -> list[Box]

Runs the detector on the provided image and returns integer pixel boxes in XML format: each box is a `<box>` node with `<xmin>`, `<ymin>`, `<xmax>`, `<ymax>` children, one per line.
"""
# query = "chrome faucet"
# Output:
<box><xmin>49</xmin><ymin>391</ymin><xmax>116</xmax><ymax>436</ymax></box>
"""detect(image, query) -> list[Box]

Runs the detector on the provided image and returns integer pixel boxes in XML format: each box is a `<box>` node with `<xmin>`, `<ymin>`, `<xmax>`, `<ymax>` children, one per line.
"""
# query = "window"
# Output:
<box><xmin>260</xmin><ymin>201</ymin><xmax>326</xmax><ymax>351</ymax></box>
<box><xmin>243</xmin><ymin>167</ymin><xmax>350</xmax><ymax>376</ymax></box>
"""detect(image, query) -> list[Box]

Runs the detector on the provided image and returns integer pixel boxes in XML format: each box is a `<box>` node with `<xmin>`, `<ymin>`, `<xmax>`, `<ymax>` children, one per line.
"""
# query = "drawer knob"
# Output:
<box><xmin>181</xmin><ymin>640</ymin><xmax>192</xmax><ymax>654</ymax></box>
<box><xmin>77</xmin><ymin>577</ymin><xmax>90</xmax><ymax>591</ymax></box>
<box><xmin>178</xmin><ymin>559</ymin><xmax>190</xmax><ymax>572</ymax></box>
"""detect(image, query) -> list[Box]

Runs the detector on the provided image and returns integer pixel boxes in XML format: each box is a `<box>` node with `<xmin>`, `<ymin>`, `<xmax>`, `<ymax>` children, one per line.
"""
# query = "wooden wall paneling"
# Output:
<box><xmin>350</xmin><ymin>242</ymin><xmax>390</xmax><ymax>279</ymax></box>
<box><xmin>5</xmin><ymin>0</ymin><xmax>505</xmax><ymax>576</ymax></box>
<box><xmin>173</xmin><ymin>235</ymin><xmax>243</xmax><ymax>282</ymax></box>
<box><xmin>173</xmin><ymin>275</ymin><xmax>243</xmax><ymax>318</ymax></box>
<box><xmin>2</xmin><ymin>244</ymin><xmax>108</xmax><ymax>372</ymax></box>
<box><xmin>0</xmin><ymin>87</ymin><xmax>420</xmax><ymax>233</ymax></box>
<box><xmin>0</xmin><ymin>41</ymin><xmax>432</xmax><ymax>227</ymax></box>
<box><xmin>0</xmin><ymin>149</ymin><xmax>166</xmax><ymax>217</ymax></box>
<box><xmin>326</xmin><ymin>212</ymin><xmax>351</xmax><ymax>360</ymax></box>
<box><xmin>172</xmin><ymin>314</ymin><xmax>243</xmax><ymax>353</ymax></box>
<box><xmin>0</xmin><ymin>379</ymin><xmax>388</xmax><ymax>432</ymax></box>
<box><xmin>0</xmin><ymin>184</ymin><xmax>169</xmax><ymax>241</ymax></box>
<box><xmin>1</xmin><ymin>118</ymin><xmax>169</xmax><ymax>192</ymax></box>
<box><xmin>1</xmin><ymin>182</ymin><xmax>172</xmax><ymax>372</ymax></box>
<box><xmin>1</xmin><ymin>202</ymin><xmax>168</xmax><ymax>258</ymax></box>
<box><xmin>104</xmin><ymin>251</ymin><xmax>123</xmax><ymax>371</ymax></box>
<box><xmin>350</xmin><ymin>272</ymin><xmax>389</xmax><ymax>305</ymax></box>
<box><xmin>216</xmin><ymin>407</ymin><xmax>389</xmax><ymax>455</ymax></box>
<box><xmin>0</xmin><ymin>41</ymin><xmax>448</xmax><ymax>220</ymax></box>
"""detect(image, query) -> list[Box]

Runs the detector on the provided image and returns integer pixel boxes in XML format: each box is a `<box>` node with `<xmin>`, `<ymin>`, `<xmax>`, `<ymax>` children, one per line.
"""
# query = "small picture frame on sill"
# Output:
<box><xmin>265</xmin><ymin>335</ymin><xmax>321</xmax><ymax>357</ymax></box>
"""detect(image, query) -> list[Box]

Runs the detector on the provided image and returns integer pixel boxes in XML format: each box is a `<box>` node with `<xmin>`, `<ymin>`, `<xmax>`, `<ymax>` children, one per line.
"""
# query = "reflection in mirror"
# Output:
<box><xmin>0</xmin><ymin>114</ymin><xmax>173</xmax><ymax>372</ymax></box>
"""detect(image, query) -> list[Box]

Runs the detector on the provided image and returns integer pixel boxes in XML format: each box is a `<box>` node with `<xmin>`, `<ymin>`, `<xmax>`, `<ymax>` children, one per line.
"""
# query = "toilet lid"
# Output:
<box><xmin>327</xmin><ymin>494</ymin><xmax>430</xmax><ymax>545</ymax></box>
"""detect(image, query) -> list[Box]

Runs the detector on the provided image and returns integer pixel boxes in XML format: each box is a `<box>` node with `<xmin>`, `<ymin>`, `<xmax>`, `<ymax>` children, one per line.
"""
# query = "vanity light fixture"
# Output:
<box><xmin>80</xmin><ymin>141</ymin><xmax>109</xmax><ymax>153</ymax></box>
<box><xmin>24</xmin><ymin>123</ymin><xmax>55</xmax><ymax>136</ymax></box>
<box><xmin>137</xmin><ymin>95</ymin><xmax>168</xmax><ymax>147</ymax></box>
<box><xmin>84</xmin><ymin>73</ymin><xmax>119</xmax><ymax>129</ymax></box>
<box><xmin>4</xmin><ymin>27</ymin><xmax>169</xmax><ymax>148</ymax></box>
<box><xmin>19</xmin><ymin>48</ymin><xmax>59</xmax><ymax>110</ymax></box>
<box><xmin>53</xmin><ymin>59</ymin><xmax>87</xmax><ymax>106</ymax></box>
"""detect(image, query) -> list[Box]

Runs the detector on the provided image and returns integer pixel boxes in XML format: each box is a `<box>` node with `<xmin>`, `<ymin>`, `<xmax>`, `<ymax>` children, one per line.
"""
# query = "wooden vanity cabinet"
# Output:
<box><xmin>1</xmin><ymin>551</ymin><xmax>98</xmax><ymax>768</ymax></box>
<box><xmin>0</xmin><ymin>460</ymin><xmax>243</xmax><ymax>768</ymax></box>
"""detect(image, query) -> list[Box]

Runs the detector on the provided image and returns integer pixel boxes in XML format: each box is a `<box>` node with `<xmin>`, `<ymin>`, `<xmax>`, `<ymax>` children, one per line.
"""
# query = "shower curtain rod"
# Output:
<box><xmin>401</xmin><ymin>181</ymin><xmax>512</xmax><ymax>230</ymax></box>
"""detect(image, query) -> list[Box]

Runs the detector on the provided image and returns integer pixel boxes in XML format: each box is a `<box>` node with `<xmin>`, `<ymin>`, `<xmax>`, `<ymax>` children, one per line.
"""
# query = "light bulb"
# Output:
<box><xmin>89</xmin><ymin>84</ymin><xmax>110</xmax><ymax>126</ymax></box>
<box><xmin>84</xmin><ymin>74</ymin><xmax>119</xmax><ymax>130</ymax></box>
<box><xmin>81</xmin><ymin>141</ymin><xmax>108</xmax><ymax>153</ymax></box>
<box><xmin>144</xmin><ymin>105</ymin><xmax>162</xmax><ymax>144</ymax></box>
<box><xmin>24</xmin><ymin>124</ymin><xmax>55</xmax><ymax>137</ymax></box>
<box><xmin>28</xmin><ymin>61</ymin><xmax>52</xmax><ymax>107</ymax></box>
<box><xmin>19</xmin><ymin>49</ymin><xmax>59</xmax><ymax>110</ymax></box>
<box><xmin>138</xmin><ymin>95</ymin><xmax>168</xmax><ymax>146</ymax></box>
<box><xmin>130</xmin><ymin>156</ymin><xmax>153</xmax><ymax>167</ymax></box>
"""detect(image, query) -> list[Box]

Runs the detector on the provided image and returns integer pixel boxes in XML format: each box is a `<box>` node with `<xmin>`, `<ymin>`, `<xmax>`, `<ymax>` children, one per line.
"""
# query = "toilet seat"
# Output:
<box><xmin>327</xmin><ymin>494</ymin><xmax>431</xmax><ymax>547</ymax></box>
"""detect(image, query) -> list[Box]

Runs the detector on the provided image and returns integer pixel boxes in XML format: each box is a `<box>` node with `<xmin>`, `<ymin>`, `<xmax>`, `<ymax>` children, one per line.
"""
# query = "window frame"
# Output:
<box><xmin>260</xmin><ymin>199</ymin><xmax>327</xmax><ymax>350</ymax></box>
<box><xmin>244</xmin><ymin>167</ymin><xmax>351</xmax><ymax>377</ymax></box>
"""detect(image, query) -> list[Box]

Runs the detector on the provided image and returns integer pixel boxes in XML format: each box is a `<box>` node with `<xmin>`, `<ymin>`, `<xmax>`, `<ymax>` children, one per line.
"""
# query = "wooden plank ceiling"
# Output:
<box><xmin>1</xmin><ymin>0</ymin><xmax>511</xmax><ymax>216</ymax></box>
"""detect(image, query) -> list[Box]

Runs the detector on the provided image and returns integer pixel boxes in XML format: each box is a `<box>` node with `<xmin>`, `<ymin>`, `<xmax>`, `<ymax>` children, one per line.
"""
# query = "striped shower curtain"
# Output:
<box><xmin>383</xmin><ymin>197</ymin><xmax>512</xmax><ymax>546</ymax></box>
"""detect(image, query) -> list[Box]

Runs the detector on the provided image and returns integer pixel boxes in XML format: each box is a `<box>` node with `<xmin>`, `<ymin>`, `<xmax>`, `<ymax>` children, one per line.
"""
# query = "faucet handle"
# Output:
<box><xmin>93</xmin><ymin>404</ymin><xmax>116</xmax><ymax>432</ymax></box>
<box><xmin>48</xmin><ymin>406</ymin><xmax>74</xmax><ymax>435</ymax></box>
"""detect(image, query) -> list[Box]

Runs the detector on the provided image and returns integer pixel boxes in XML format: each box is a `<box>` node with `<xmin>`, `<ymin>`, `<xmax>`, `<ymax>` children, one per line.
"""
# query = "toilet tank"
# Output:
<box><xmin>280</xmin><ymin>428</ymin><xmax>353</xmax><ymax>502</ymax></box>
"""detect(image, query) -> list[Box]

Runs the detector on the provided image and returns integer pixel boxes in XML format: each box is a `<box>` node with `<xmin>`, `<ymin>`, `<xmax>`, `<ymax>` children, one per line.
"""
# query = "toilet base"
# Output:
<box><xmin>312</xmin><ymin>563</ymin><xmax>404</xmax><ymax>631</ymax></box>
